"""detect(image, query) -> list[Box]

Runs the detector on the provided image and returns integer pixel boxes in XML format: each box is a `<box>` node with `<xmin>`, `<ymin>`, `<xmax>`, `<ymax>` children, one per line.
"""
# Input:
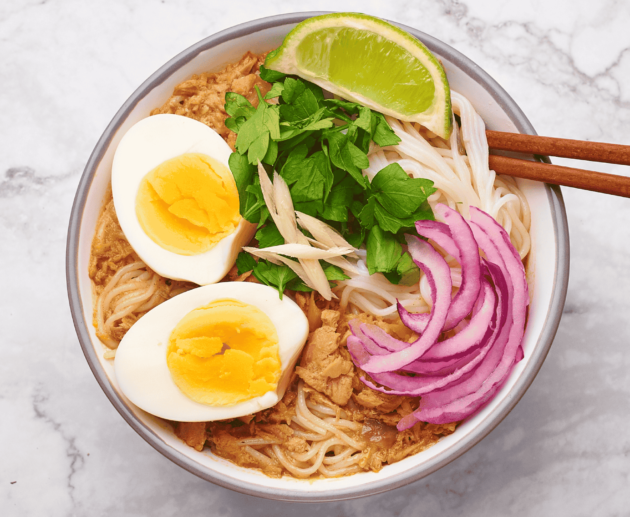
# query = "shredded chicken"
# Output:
<box><xmin>178</xmin><ymin>295</ymin><xmax>458</xmax><ymax>478</ymax></box>
<box><xmin>150</xmin><ymin>51</ymin><xmax>271</xmax><ymax>151</ymax></box>
<box><xmin>295</xmin><ymin>309</ymin><xmax>354</xmax><ymax>406</ymax></box>
<box><xmin>174</xmin><ymin>422</ymin><xmax>207</xmax><ymax>452</ymax></box>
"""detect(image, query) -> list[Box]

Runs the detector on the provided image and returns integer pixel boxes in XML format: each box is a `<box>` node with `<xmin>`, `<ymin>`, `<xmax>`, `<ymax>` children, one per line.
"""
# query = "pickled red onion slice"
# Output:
<box><xmin>347</xmin><ymin>204</ymin><xmax>528</xmax><ymax>428</ymax></box>
<box><xmin>400</xmin><ymin>205</ymin><xmax>481</xmax><ymax>333</ymax></box>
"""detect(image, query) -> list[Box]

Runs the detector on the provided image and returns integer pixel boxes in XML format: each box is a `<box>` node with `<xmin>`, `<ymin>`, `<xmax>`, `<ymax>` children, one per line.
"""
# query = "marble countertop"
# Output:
<box><xmin>2</xmin><ymin>0</ymin><xmax>629</xmax><ymax>515</ymax></box>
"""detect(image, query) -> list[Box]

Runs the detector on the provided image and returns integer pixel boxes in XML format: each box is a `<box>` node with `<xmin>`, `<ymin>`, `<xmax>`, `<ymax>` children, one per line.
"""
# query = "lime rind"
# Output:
<box><xmin>265</xmin><ymin>13</ymin><xmax>452</xmax><ymax>139</ymax></box>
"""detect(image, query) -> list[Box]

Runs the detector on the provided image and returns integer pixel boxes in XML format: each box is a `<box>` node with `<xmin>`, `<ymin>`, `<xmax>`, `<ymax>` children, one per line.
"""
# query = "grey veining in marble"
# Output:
<box><xmin>1</xmin><ymin>0</ymin><xmax>630</xmax><ymax>516</ymax></box>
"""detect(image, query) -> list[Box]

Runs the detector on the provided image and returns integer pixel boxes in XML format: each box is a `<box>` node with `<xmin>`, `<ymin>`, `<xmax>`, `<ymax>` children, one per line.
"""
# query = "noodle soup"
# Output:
<box><xmin>89</xmin><ymin>48</ymin><xmax>530</xmax><ymax>478</ymax></box>
<box><xmin>68</xmin><ymin>13</ymin><xmax>567</xmax><ymax>500</ymax></box>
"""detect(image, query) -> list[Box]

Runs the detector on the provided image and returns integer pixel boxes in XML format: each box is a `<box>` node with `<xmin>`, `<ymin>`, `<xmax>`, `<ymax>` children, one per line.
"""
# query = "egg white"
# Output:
<box><xmin>111</xmin><ymin>114</ymin><xmax>256</xmax><ymax>285</ymax></box>
<box><xmin>114</xmin><ymin>282</ymin><xmax>310</xmax><ymax>422</ymax></box>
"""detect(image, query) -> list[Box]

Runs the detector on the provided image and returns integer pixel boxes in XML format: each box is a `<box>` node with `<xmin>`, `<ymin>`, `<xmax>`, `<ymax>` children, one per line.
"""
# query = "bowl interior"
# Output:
<box><xmin>69</xmin><ymin>15</ymin><xmax>567</xmax><ymax>502</ymax></box>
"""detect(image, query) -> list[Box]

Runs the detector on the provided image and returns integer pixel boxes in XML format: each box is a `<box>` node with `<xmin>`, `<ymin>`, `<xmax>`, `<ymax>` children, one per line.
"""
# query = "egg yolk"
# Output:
<box><xmin>135</xmin><ymin>153</ymin><xmax>240</xmax><ymax>255</ymax></box>
<box><xmin>166</xmin><ymin>299</ymin><xmax>281</xmax><ymax>406</ymax></box>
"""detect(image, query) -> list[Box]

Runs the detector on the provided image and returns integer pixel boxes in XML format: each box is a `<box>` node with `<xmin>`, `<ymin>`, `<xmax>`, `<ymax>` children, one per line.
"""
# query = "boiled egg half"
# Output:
<box><xmin>114</xmin><ymin>282</ymin><xmax>309</xmax><ymax>421</ymax></box>
<box><xmin>112</xmin><ymin>114</ymin><xmax>256</xmax><ymax>285</ymax></box>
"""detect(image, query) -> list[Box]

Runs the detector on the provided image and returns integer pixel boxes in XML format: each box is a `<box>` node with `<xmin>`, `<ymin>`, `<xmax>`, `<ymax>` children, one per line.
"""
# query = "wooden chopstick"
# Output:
<box><xmin>486</xmin><ymin>130</ymin><xmax>630</xmax><ymax>165</ymax></box>
<box><xmin>488</xmin><ymin>155</ymin><xmax>630</xmax><ymax>198</ymax></box>
<box><xmin>486</xmin><ymin>130</ymin><xmax>630</xmax><ymax>198</ymax></box>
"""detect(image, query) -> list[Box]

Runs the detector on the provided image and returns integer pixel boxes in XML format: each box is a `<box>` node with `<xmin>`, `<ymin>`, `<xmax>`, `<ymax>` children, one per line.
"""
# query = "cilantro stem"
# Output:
<box><xmin>255</xmin><ymin>85</ymin><xmax>264</xmax><ymax>105</ymax></box>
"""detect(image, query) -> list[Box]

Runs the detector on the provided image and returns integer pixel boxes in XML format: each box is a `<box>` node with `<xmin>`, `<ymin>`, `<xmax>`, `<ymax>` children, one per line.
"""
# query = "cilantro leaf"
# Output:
<box><xmin>323</xmin><ymin>264</ymin><xmax>350</xmax><ymax>282</ymax></box>
<box><xmin>281</xmin><ymin>77</ymin><xmax>306</xmax><ymax>104</ymax></box>
<box><xmin>264</xmin><ymin>82</ymin><xmax>285</xmax><ymax>100</ymax></box>
<box><xmin>235</xmin><ymin>252</ymin><xmax>257</xmax><ymax>275</ymax></box>
<box><xmin>322</xmin><ymin>98</ymin><xmax>361</xmax><ymax>115</ymax></box>
<box><xmin>372</xmin><ymin>163</ymin><xmax>436</xmax><ymax>218</ymax></box>
<box><xmin>224</xmin><ymin>116</ymin><xmax>246</xmax><ymax>134</ymax></box>
<box><xmin>371</xmin><ymin>112</ymin><xmax>401</xmax><ymax>147</ymax></box>
<box><xmin>397</xmin><ymin>252</ymin><xmax>421</xmax><ymax>286</ymax></box>
<box><xmin>286</xmin><ymin>277</ymin><xmax>313</xmax><ymax>292</ymax></box>
<box><xmin>277</xmin><ymin>108</ymin><xmax>334</xmax><ymax>141</ymax></box>
<box><xmin>366</xmin><ymin>226</ymin><xmax>403</xmax><ymax>275</ymax></box>
<box><xmin>324</xmin><ymin>131</ymin><xmax>369</xmax><ymax>187</ymax></box>
<box><xmin>280</xmin><ymin>144</ymin><xmax>309</xmax><ymax>184</ymax></box>
<box><xmin>408</xmin><ymin>200</ymin><xmax>435</xmax><ymax>223</ymax></box>
<box><xmin>374</xmin><ymin>202</ymin><xmax>408</xmax><ymax>234</ymax></box>
<box><xmin>252</xmin><ymin>260</ymin><xmax>297</xmax><ymax>299</ymax></box>
<box><xmin>280</xmin><ymin>88</ymin><xmax>320</xmax><ymax>122</ymax></box>
<box><xmin>321</xmin><ymin>176</ymin><xmax>358</xmax><ymax>222</ymax></box>
<box><xmin>354</xmin><ymin>106</ymin><xmax>372</xmax><ymax>132</ymax></box>
<box><xmin>228</xmin><ymin>153</ymin><xmax>255</xmax><ymax>216</ymax></box>
<box><xmin>246</xmin><ymin>130</ymin><xmax>269</xmax><ymax>165</ymax></box>
<box><xmin>371</xmin><ymin>161</ymin><xmax>410</xmax><ymax>184</ymax></box>
<box><xmin>255</xmin><ymin>223</ymin><xmax>284</xmax><ymax>248</ymax></box>
<box><xmin>224</xmin><ymin>92</ymin><xmax>256</xmax><ymax>119</ymax></box>
<box><xmin>284</xmin><ymin>150</ymin><xmax>333</xmax><ymax>204</ymax></box>
<box><xmin>234</xmin><ymin>87</ymin><xmax>280</xmax><ymax>164</ymax></box>
<box><xmin>303</xmin><ymin>81</ymin><xmax>325</xmax><ymax>101</ymax></box>
<box><xmin>259</xmin><ymin>65</ymin><xmax>286</xmax><ymax>83</ymax></box>
<box><xmin>262</xmin><ymin>138</ymin><xmax>278</xmax><ymax>166</ymax></box>
<box><xmin>294</xmin><ymin>200</ymin><xmax>322</xmax><ymax>217</ymax></box>
<box><xmin>345</xmin><ymin>224</ymin><xmax>365</xmax><ymax>248</ymax></box>
<box><xmin>313</xmin><ymin>151</ymin><xmax>334</xmax><ymax>201</ymax></box>
<box><xmin>353</xmin><ymin>127</ymin><xmax>372</xmax><ymax>154</ymax></box>
<box><xmin>358</xmin><ymin>197</ymin><xmax>376</xmax><ymax>228</ymax></box>
<box><xmin>242</xmin><ymin>181</ymin><xmax>267</xmax><ymax>224</ymax></box>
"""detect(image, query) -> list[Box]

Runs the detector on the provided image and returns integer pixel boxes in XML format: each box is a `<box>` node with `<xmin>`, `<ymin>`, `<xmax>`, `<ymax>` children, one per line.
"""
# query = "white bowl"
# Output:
<box><xmin>66</xmin><ymin>12</ymin><xmax>569</xmax><ymax>502</ymax></box>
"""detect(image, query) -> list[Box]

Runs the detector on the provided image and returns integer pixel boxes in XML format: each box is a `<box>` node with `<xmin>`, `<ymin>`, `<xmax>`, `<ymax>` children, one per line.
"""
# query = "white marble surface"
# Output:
<box><xmin>2</xmin><ymin>0</ymin><xmax>630</xmax><ymax>515</ymax></box>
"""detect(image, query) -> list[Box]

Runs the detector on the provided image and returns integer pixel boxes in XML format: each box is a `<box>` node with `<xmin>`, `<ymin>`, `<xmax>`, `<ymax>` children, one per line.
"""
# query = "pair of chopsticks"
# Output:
<box><xmin>486</xmin><ymin>131</ymin><xmax>630</xmax><ymax>198</ymax></box>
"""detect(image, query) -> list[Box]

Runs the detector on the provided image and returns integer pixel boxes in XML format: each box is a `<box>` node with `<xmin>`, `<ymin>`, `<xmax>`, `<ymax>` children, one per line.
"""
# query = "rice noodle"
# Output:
<box><xmin>89</xmin><ymin>196</ymin><xmax>194</xmax><ymax>350</ymax></box>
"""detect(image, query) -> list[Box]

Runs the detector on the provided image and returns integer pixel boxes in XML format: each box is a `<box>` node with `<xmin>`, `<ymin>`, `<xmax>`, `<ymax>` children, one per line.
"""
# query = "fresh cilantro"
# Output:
<box><xmin>235</xmin><ymin>252</ymin><xmax>257</xmax><ymax>275</ymax></box>
<box><xmin>280</xmin><ymin>144</ymin><xmax>309</xmax><ymax>184</ymax></box>
<box><xmin>286</xmin><ymin>277</ymin><xmax>313</xmax><ymax>292</ymax></box>
<box><xmin>371</xmin><ymin>163</ymin><xmax>436</xmax><ymax>218</ymax></box>
<box><xmin>294</xmin><ymin>200</ymin><xmax>322</xmax><ymax>217</ymax></box>
<box><xmin>242</xmin><ymin>180</ymin><xmax>267</xmax><ymax>225</ymax></box>
<box><xmin>224</xmin><ymin>116</ymin><xmax>246</xmax><ymax>134</ymax></box>
<box><xmin>228</xmin><ymin>153</ymin><xmax>255</xmax><ymax>217</ymax></box>
<box><xmin>354</xmin><ymin>106</ymin><xmax>372</xmax><ymax>132</ymax></box>
<box><xmin>323</xmin><ymin>98</ymin><xmax>362</xmax><ymax>115</ymax></box>
<box><xmin>235</xmin><ymin>87</ymin><xmax>280</xmax><ymax>165</ymax></box>
<box><xmin>281</xmin><ymin>90</ymin><xmax>320</xmax><ymax>122</ymax></box>
<box><xmin>259</xmin><ymin>65</ymin><xmax>286</xmax><ymax>83</ymax></box>
<box><xmin>281</xmin><ymin>77</ymin><xmax>306</xmax><ymax>104</ymax></box>
<box><xmin>224</xmin><ymin>92</ymin><xmax>256</xmax><ymax>119</ymax></box>
<box><xmin>371</xmin><ymin>112</ymin><xmax>402</xmax><ymax>147</ymax></box>
<box><xmin>262</xmin><ymin>138</ymin><xmax>278</xmax><ymax>166</ymax></box>
<box><xmin>397</xmin><ymin>252</ymin><xmax>421</xmax><ymax>285</ymax></box>
<box><xmin>284</xmin><ymin>263</ymin><xmax>349</xmax><ymax>294</ymax></box>
<box><xmin>321</xmin><ymin>179</ymin><xmax>354</xmax><ymax>221</ymax></box>
<box><xmin>366</xmin><ymin>226</ymin><xmax>403</xmax><ymax>275</ymax></box>
<box><xmin>358</xmin><ymin>197</ymin><xmax>376</xmax><ymax>228</ymax></box>
<box><xmin>324</xmin><ymin>131</ymin><xmax>369</xmax><ymax>187</ymax></box>
<box><xmin>224</xmin><ymin>69</ymin><xmax>437</xmax><ymax>291</ymax></box>
<box><xmin>323</xmin><ymin>264</ymin><xmax>350</xmax><ymax>282</ymax></box>
<box><xmin>252</xmin><ymin>260</ymin><xmax>296</xmax><ymax>299</ymax></box>
<box><xmin>345</xmin><ymin>224</ymin><xmax>365</xmax><ymax>249</ymax></box>
<box><xmin>383</xmin><ymin>251</ymin><xmax>420</xmax><ymax>285</ymax></box>
<box><xmin>255</xmin><ymin>223</ymin><xmax>284</xmax><ymax>248</ymax></box>
<box><xmin>264</xmin><ymin>82</ymin><xmax>285</xmax><ymax>100</ymax></box>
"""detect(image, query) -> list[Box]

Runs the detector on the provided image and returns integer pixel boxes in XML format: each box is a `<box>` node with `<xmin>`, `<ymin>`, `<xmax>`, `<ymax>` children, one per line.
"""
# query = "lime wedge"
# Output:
<box><xmin>265</xmin><ymin>13</ymin><xmax>452</xmax><ymax>139</ymax></box>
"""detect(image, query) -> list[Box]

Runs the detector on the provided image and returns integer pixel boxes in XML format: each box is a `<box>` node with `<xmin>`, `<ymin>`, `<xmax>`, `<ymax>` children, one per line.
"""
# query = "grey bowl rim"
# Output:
<box><xmin>66</xmin><ymin>11</ymin><xmax>570</xmax><ymax>503</ymax></box>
